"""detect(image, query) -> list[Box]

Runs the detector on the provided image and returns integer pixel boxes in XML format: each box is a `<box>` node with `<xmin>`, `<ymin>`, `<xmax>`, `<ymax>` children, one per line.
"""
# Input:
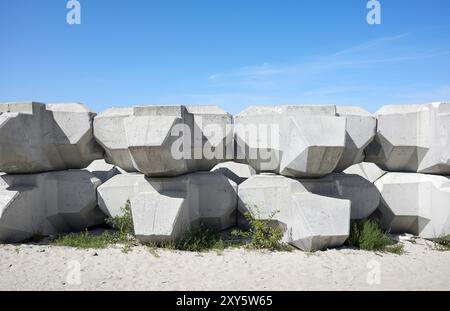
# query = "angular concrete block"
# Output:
<box><xmin>374</xmin><ymin>173</ymin><xmax>450</xmax><ymax>239</ymax></box>
<box><xmin>334</xmin><ymin>107</ymin><xmax>377</xmax><ymax>171</ymax></box>
<box><xmin>0</xmin><ymin>171</ymin><xmax>105</xmax><ymax>243</ymax></box>
<box><xmin>238</xmin><ymin>174</ymin><xmax>350</xmax><ymax>251</ymax></box>
<box><xmin>0</xmin><ymin>102</ymin><xmax>103</xmax><ymax>174</ymax></box>
<box><xmin>366</xmin><ymin>102</ymin><xmax>450</xmax><ymax>174</ymax></box>
<box><xmin>300</xmin><ymin>173</ymin><xmax>381</xmax><ymax>220</ymax></box>
<box><xmin>235</xmin><ymin>105</ymin><xmax>347</xmax><ymax>178</ymax></box>
<box><xmin>97</xmin><ymin>172</ymin><xmax>237</xmax><ymax>242</ymax></box>
<box><xmin>94</xmin><ymin>105</ymin><xmax>233</xmax><ymax>177</ymax></box>
<box><xmin>84</xmin><ymin>159</ymin><xmax>123</xmax><ymax>183</ymax></box>
<box><xmin>211</xmin><ymin>161</ymin><xmax>256</xmax><ymax>185</ymax></box>
<box><xmin>344</xmin><ymin>162</ymin><xmax>386</xmax><ymax>183</ymax></box>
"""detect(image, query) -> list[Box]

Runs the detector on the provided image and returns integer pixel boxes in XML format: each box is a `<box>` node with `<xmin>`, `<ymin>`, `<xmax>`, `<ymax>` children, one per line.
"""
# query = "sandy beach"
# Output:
<box><xmin>0</xmin><ymin>238</ymin><xmax>448</xmax><ymax>291</ymax></box>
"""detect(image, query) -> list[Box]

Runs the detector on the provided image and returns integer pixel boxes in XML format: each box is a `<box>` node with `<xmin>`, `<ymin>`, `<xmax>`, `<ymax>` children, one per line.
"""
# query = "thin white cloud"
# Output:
<box><xmin>206</xmin><ymin>32</ymin><xmax>449</xmax><ymax>86</ymax></box>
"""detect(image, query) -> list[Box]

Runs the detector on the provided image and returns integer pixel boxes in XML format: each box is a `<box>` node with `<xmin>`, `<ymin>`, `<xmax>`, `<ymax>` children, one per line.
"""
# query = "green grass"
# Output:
<box><xmin>231</xmin><ymin>210</ymin><xmax>291</xmax><ymax>251</ymax></box>
<box><xmin>176</xmin><ymin>227</ymin><xmax>225</xmax><ymax>252</ymax></box>
<box><xmin>346</xmin><ymin>220</ymin><xmax>404</xmax><ymax>254</ymax></box>
<box><xmin>53</xmin><ymin>201</ymin><xmax>135</xmax><ymax>251</ymax></box>
<box><xmin>433</xmin><ymin>235</ymin><xmax>450</xmax><ymax>251</ymax></box>
<box><xmin>53</xmin><ymin>230</ymin><xmax>119</xmax><ymax>249</ymax></box>
<box><xmin>105</xmin><ymin>200</ymin><xmax>134</xmax><ymax>240</ymax></box>
<box><xmin>146</xmin><ymin>227</ymin><xmax>224</xmax><ymax>253</ymax></box>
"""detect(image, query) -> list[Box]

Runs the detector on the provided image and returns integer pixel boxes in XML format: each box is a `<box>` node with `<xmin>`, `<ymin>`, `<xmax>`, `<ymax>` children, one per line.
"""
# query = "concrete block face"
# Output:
<box><xmin>366</xmin><ymin>102</ymin><xmax>450</xmax><ymax>174</ymax></box>
<box><xmin>344</xmin><ymin>162</ymin><xmax>386</xmax><ymax>183</ymax></box>
<box><xmin>335</xmin><ymin>107</ymin><xmax>377</xmax><ymax>171</ymax></box>
<box><xmin>84</xmin><ymin>159</ymin><xmax>123</xmax><ymax>183</ymax></box>
<box><xmin>299</xmin><ymin>173</ymin><xmax>381</xmax><ymax>220</ymax></box>
<box><xmin>238</xmin><ymin>174</ymin><xmax>350</xmax><ymax>251</ymax></box>
<box><xmin>0</xmin><ymin>171</ymin><xmax>104</xmax><ymax>243</ymax></box>
<box><xmin>97</xmin><ymin>172</ymin><xmax>237</xmax><ymax>242</ymax></box>
<box><xmin>235</xmin><ymin>105</ymin><xmax>347</xmax><ymax>178</ymax></box>
<box><xmin>374</xmin><ymin>173</ymin><xmax>450</xmax><ymax>239</ymax></box>
<box><xmin>94</xmin><ymin>105</ymin><xmax>233</xmax><ymax>177</ymax></box>
<box><xmin>211</xmin><ymin>161</ymin><xmax>256</xmax><ymax>185</ymax></box>
<box><xmin>0</xmin><ymin>102</ymin><xmax>103</xmax><ymax>174</ymax></box>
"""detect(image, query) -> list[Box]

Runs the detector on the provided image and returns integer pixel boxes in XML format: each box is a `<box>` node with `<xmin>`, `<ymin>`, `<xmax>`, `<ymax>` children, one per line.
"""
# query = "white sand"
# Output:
<box><xmin>0</xmin><ymin>238</ymin><xmax>448</xmax><ymax>291</ymax></box>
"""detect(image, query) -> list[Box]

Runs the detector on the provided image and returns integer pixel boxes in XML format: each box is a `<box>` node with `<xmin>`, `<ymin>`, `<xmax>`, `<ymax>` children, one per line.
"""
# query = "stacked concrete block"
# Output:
<box><xmin>343</xmin><ymin>162</ymin><xmax>386</xmax><ymax>183</ymax></box>
<box><xmin>0</xmin><ymin>102</ymin><xmax>108</xmax><ymax>243</ymax></box>
<box><xmin>234</xmin><ymin>105</ymin><xmax>347</xmax><ymax>178</ymax></box>
<box><xmin>211</xmin><ymin>161</ymin><xmax>256</xmax><ymax>185</ymax></box>
<box><xmin>374</xmin><ymin>173</ymin><xmax>450</xmax><ymax>239</ymax></box>
<box><xmin>0</xmin><ymin>102</ymin><xmax>103</xmax><ymax>173</ymax></box>
<box><xmin>97</xmin><ymin>172</ymin><xmax>237</xmax><ymax>242</ymax></box>
<box><xmin>85</xmin><ymin>159</ymin><xmax>124</xmax><ymax>183</ymax></box>
<box><xmin>238</xmin><ymin>174</ymin><xmax>351</xmax><ymax>251</ymax></box>
<box><xmin>0</xmin><ymin>170</ymin><xmax>104</xmax><ymax>243</ymax></box>
<box><xmin>93</xmin><ymin>105</ymin><xmax>233</xmax><ymax>177</ymax></box>
<box><xmin>366</xmin><ymin>102</ymin><xmax>450</xmax><ymax>174</ymax></box>
<box><xmin>299</xmin><ymin>173</ymin><xmax>381</xmax><ymax>220</ymax></box>
<box><xmin>234</xmin><ymin>105</ymin><xmax>376</xmax><ymax>178</ymax></box>
<box><xmin>334</xmin><ymin>107</ymin><xmax>377</xmax><ymax>172</ymax></box>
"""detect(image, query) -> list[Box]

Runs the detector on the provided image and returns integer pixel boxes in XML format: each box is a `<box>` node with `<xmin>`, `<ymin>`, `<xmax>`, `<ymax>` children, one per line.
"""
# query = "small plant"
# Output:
<box><xmin>106</xmin><ymin>200</ymin><xmax>134</xmax><ymax>241</ymax></box>
<box><xmin>232</xmin><ymin>210</ymin><xmax>289</xmax><ymax>251</ymax></box>
<box><xmin>346</xmin><ymin>220</ymin><xmax>403</xmax><ymax>254</ymax></box>
<box><xmin>53</xmin><ymin>201</ymin><xmax>135</xmax><ymax>250</ymax></box>
<box><xmin>433</xmin><ymin>235</ymin><xmax>450</xmax><ymax>251</ymax></box>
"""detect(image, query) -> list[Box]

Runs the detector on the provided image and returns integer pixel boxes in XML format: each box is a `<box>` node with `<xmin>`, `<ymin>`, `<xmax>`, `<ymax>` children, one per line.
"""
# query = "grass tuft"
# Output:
<box><xmin>433</xmin><ymin>235</ymin><xmax>450</xmax><ymax>251</ymax></box>
<box><xmin>232</xmin><ymin>210</ymin><xmax>290</xmax><ymax>251</ymax></box>
<box><xmin>346</xmin><ymin>219</ymin><xmax>404</xmax><ymax>254</ymax></box>
<box><xmin>53</xmin><ymin>230</ymin><xmax>118</xmax><ymax>249</ymax></box>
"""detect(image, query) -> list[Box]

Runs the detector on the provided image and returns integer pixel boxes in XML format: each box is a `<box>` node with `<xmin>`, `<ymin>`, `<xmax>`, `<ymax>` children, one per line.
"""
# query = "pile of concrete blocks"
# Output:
<box><xmin>360</xmin><ymin>102</ymin><xmax>450</xmax><ymax>240</ymax></box>
<box><xmin>0</xmin><ymin>102</ymin><xmax>116</xmax><ymax>243</ymax></box>
<box><xmin>1</xmin><ymin>101</ymin><xmax>448</xmax><ymax>249</ymax></box>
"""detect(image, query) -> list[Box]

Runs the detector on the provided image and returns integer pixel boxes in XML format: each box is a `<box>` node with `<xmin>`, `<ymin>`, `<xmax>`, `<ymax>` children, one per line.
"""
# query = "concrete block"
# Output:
<box><xmin>374</xmin><ymin>172</ymin><xmax>450</xmax><ymax>239</ymax></box>
<box><xmin>0</xmin><ymin>170</ymin><xmax>104</xmax><ymax>243</ymax></box>
<box><xmin>0</xmin><ymin>102</ymin><xmax>103</xmax><ymax>173</ymax></box>
<box><xmin>366</xmin><ymin>102</ymin><xmax>450</xmax><ymax>174</ymax></box>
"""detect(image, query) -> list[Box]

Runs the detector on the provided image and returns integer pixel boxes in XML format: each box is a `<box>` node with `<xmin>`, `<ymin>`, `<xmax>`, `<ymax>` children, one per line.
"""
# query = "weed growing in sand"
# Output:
<box><xmin>146</xmin><ymin>227</ymin><xmax>224</xmax><ymax>253</ymax></box>
<box><xmin>177</xmin><ymin>227</ymin><xmax>225</xmax><ymax>252</ymax></box>
<box><xmin>231</xmin><ymin>210</ymin><xmax>290</xmax><ymax>251</ymax></box>
<box><xmin>433</xmin><ymin>235</ymin><xmax>450</xmax><ymax>251</ymax></box>
<box><xmin>346</xmin><ymin>220</ymin><xmax>404</xmax><ymax>254</ymax></box>
<box><xmin>106</xmin><ymin>200</ymin><xmax>134</xmax><ymax>239</ymax></box>
<box><xmin>53</xmin><ymin>201</ymin><xmax>136</xmax><ymax>250</ymax></box>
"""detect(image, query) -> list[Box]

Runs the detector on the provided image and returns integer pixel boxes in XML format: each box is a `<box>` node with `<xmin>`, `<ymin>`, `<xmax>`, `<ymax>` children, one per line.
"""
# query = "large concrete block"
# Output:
<box><xmin>299</xmin><ymin>173</ymin><xmax>381</xmax><ymax>220</ymax></box>
<box><xmin>234</xmin><ymin>105</ymin><xmax>347</xmax><ymax>178</ymax></box>
<box><xmin>334</xmin><ymin>107</ymin><xmax>377</xmax><ymax>171</ymax></box>
<box><xmin>238</xmin><ymin>174</ymin><xmax>350</xmax><ymax>251</ymax></box>
<box><xmin>0</xmin><ymin>171</ymin><xmax>105</xmax><ymax>243</ymax></box>
<box><xmin>211</xmin><ymin>161</ymin><xmax>256</xmax><ymax>185</ymax></box>
<box><xmin>97</xmin><ymin>172</ymin><xmax>237</xmax><ymax>242</ymax></box>
<box><xmin>0</xmin><ymin>102</ymin><xmax>103</xmax><ymax>173</ymax></box>
<box><xmin>366</xmin><ymin>102</ymin><xmax>450</xmax><ymax>174</ymax></box>
<box><xmin>94</xmin><ymin>105</ymin><xmax>233</xmax><ymax>177</ymax></box>
<box><xmin>84</xmin><ymin>159</ymin><xmax>124</xmax><ymax>183</ymax></box>
<box><xmin>374</xmin><ymin>173</ymin><xmax>450</xmax><ymax>239</ymax></box>
<box><xmin>344</xmin><ymin>162</ymin><xmax>386</xmax><ymax>183</ymax></box>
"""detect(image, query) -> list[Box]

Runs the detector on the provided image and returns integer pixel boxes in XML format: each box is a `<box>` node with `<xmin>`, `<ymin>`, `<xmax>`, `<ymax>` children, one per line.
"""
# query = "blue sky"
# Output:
<box><xmin>1</xmin><ymin>0</ymin><xmax>449</xmax><ymax>115</ymax></box>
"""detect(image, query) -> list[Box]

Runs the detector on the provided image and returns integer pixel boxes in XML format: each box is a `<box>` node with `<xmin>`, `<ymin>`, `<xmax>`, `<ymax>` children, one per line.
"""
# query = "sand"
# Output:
<box><xmin>0</xmin><ymin>238</ymin><xmax>448</xmax><ymax>291</ymax></box>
